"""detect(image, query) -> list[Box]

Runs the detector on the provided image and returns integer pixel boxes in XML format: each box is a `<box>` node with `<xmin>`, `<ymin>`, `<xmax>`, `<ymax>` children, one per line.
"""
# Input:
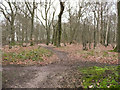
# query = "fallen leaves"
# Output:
<box><xmin>56</xmin><ymin>44</ymin><xmax>118</xmax><ymax>65</ymax></box>
<box><xmin>2</xmin><ymin>45</ymin><xmax>59</xmax><ymax>66</ymax></box>
<box><xmin>2</xmin><ymin>44</ymin><xmax>118</xmax><ymax>65</ymax></box>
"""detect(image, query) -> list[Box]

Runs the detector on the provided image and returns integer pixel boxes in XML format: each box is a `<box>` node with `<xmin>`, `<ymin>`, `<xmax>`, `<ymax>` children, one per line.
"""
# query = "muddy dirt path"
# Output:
<box><xmin>2</xmin><ymin>46</ymin><xmax>110</xmax><ymax>88</ymax></box>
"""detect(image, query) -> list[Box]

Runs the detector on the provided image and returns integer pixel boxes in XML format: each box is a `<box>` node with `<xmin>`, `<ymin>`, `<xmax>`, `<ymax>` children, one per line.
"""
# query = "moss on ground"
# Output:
<box><xmin>78</xmin><ymin>66</ymin><xmax>120</xmax><ymax>88</ymax></box>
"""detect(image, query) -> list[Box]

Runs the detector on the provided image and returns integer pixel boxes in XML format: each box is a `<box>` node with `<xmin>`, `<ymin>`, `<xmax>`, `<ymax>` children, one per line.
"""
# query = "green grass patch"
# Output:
<box><xmin>3</xmin><ymin>47</ymin><xmax>53</xmax><ymax>63</ymax></box>
<box><xmin>108</xmin><ymin>47</ymin><xmax>118</xmax><ymax>52</ymax></box>
<box><xmin>108</xmin><ymin>50</ymin><xmax>118</xmax><ymax>52</ymax></box>
<box><xmin>76</xmin><ymin>50</ymin><xmax>95</xmax><ymax>56</ymax></box>
<box><xmin>103</xmin><ymin>51</ymin><xmax>109</xmax><ymax>57</ymax></box>
<box><xmin>87</xmin><ymin>50</ymin><xmax>94</xmax><ymax>56</ymax></box>
<box><xmin>78</xmin><ymin>66</ymin><xmax>120</xmax><ymax>88</ymax></box>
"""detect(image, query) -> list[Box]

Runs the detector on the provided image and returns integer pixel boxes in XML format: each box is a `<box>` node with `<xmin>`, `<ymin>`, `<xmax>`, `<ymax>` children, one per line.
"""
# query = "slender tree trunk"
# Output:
<box><xmin>63</xmin><ymin>24</ymin><xmax>67</xmax><ymax>46</ymax></box>
<box><xmin>25</xmin><ymin>25</ymin><xmax>28</xmax><ymax>44</ymax></box>
<box><xmin>96</xmin><ymin>10</ymin><xmax>100</xmax><ymax>44</ymax></box>
<box><xmin>52</xmin><ymin>26</ymin><xmax>55</xmax><ymax>44</ymax></box>
<box><xmin>57</xmin><ymin>1</ymin><xmax>64</xmax><ymax>47</ymax></box>
<box><xmin>57</xmin><ymin>15</ymin><xmax>62</xmax><ymax>47</ymax></box>
<box><xmin>82</xmin><ymin>21</ymin><xmax>87</xmax><ymax>50</ymax></box>
<box><xmin>10</xmin><ymin>22</ymin><xmax>15</xmax><ymax>43</ymax></box>
<box><xmin>68</xmin><ymin>8</ymin><xmax>72</xmax><ymax>44</ymax></box>
<box><xmin>88</xmin><ymin>25</ymin><xmax>91</xmax><ymax>49</ymax></box>
<box><xmin>30</xmin><ymin>13</ymin><xmax>34</xmax><ymax>46</ymax></box>
<box><xmin>22</xmin><ymin>26</ymin><xmax>24</xmax><ymax>45</ymax></box>
<box><xmin>46</xmin><ymin>27</ymin><xmax>50</xmax><ymax>45</ymax></box>
<box><xmin>105</xmin><ymin>18</ymin><xmax>110</xmax><ymax>47</ymax></box>
<box><xmin>54</xmin><ymin>28</ymin><xmax>57</xmax><ymax>46</ymax></box>
<box><xmin>69</xmin><ymin>20</ymin><xmax>72</xmax><ymax>44</ymax></box>
<box><xmin>9</xmin><ymin>17</ymin><xmax>15</xmax><ymax>48</ymax></box>
<box><xmin>94</xmin><ymin>11</ymin><xmax>96</xmax><ymax>49</ymax></box>
<box><xmin>30</xmin><ymin>2</ymin><xmax>35</xmax><ymax>46</ymax></box>
<box><xmin>100</xmin><ymin>3</ymin><xmax>103</xmax><ymax>45</ymax></box>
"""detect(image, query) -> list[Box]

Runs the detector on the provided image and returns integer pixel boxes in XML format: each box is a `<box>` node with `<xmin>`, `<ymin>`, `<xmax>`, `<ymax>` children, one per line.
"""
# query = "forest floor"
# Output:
<box><xmin>2</xmin><ymin>44</ymin><xmax>119</xmax><ymax>88</ymax></box>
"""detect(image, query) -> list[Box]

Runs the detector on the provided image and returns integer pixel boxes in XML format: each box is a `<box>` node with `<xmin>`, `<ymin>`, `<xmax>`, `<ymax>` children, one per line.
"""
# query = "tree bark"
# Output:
<box><xmin>30</xmin><ymin>3</ymin><xmax>35</xmax><ymax>46</ymax></box>
<box><xmin>117</xmin><ymin>1</ymin><xmax>120</xmax><ymax>53</ymax></box>
<box><xmin>57</xmin><ymin>1</ymin><xmax>64</xmax><ymax>47</ymax></box>
<box><xmin>117</xmin><ymin>1</ymin><xmax>120</xmax><ymax>82</ymax></box>
<box><xmin>100</xmin><ymin>3</ymin><xmax>104</xmax><ymax>45</ymax></box>
<box><xmin>93</xmin><ymin>11</ymin><xmax>96</xmax><ymax>49</ymax></box>
<box><xmin>105</xmin><ymin>17</ymin><xmax>110</xmax><ymax>47</ymax></box>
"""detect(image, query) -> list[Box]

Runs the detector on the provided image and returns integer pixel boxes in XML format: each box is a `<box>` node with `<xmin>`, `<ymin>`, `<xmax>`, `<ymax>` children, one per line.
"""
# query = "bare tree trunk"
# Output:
<box><xmin>25</xmin><ymin>24</ymin><xmax>28</xmax><ymax>44</ymax></box>
<box><xmin>82</xmin><ymin>21</ymin><xmax>88</xmax><ymax>50</ymax></box>
<box><xmin>45</xmin><ymin>1</ymin><xmax>49</xmax><ymax>45</ymax></box>
<box><xmin>57</xmin><ymin>1</ymin><xmax>64</xmax><ymax>47</ymax></box>
<box><xmin>54</xmin><ymin>28</ymin><xmax>57</xmax><ymax>46</ymax></box>
<box><xmin>52</xmin><ymin>26</ymin><xmax>55</xmax><ymax>44</ymax></box>
<box><xmin>10</xmin><ymin>19</ymin><xmax>15</xmax><ymax>45</ymax></box>
<box><xmin>100</xmin><ymin>3</ymin><xmax>103</xmax><ymax>45</ymax></box>
<box><xmin>25</xmin><ymin>2</ymin><xmax>36</xmax><ymax>46</ymax></box>
<box><xmin>117</xmin><ymin>1</ymin><xmax>120</xmax><ymax>53</ymax></box>
<box><xmin>46</xmin><ymin>26</ymin><xmax>50</xmax><ymax>45</ymax></box>
<box><xmin>68</xmin><ymin>3</ymin><xmax>72</xmax><ymax>44</ymax></box>
<box><xmin>93</xmin><ymin>11</ymin><xmax>96</xmax><ymax>49</ymax></box>
<box><xmin>22</xmin><ymin>26</ymin><xmax>24</xmax><ymax>45</ymax></box>
<box><xmin>105</xmin><ymin>17</ymin><xmax>110</xmax><ymax>47</ymax></box>
<box><xmin>30</xmin><ymin>6</ymin><xmax>35</xmax><ymax>46</ymax></box>
<box><xmin>96</xmin><ymin>8</ymin><xmax>100</xmax><ymax>44</ymax></box>
<box><xmin>117</xmin><ymin>1</ymin><xmax>120</xmax><ymax>82</ymax></box>
<box><xmin>88</xmin><ymin>25</ymin><xmax>91</xmax><ymax>49</ymax></box>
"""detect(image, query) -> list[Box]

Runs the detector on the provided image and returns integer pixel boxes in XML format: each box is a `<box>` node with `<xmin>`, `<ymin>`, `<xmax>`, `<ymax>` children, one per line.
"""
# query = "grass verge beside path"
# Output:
<box><xmin>2</xmin><ymin>46</ymin><xmax>53</xmax><ymax>65</ymax></box>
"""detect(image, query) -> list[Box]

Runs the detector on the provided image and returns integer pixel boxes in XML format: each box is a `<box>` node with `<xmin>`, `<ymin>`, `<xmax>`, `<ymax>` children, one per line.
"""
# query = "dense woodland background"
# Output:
<box><xmin>0</xmin><ymin>0</ymin><xmax>119</xmax><ymax>50</ymax></box>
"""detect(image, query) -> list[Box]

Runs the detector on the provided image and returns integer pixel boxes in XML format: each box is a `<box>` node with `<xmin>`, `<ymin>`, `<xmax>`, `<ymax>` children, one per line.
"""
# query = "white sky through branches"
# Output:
<box><xmin>0</xmin><ymin>0</ymin><xmax>117</xmax><ymax>24</ymax></box>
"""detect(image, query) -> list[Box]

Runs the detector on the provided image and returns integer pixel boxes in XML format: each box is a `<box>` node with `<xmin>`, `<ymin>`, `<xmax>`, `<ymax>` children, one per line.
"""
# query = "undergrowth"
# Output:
<box><xmin>79</xmin><ymin>66</ymin><xmax>120</xmax><ymax>88</ymax></box>
<box><xmin>3</xmin><ymin>47</ymin><xmax>53</xmax><ymax>63</ymax></box>
<box><xmin>76</xmin><ymin>49</ymin><xmax>117</xmax><ymax>59</ymax></box>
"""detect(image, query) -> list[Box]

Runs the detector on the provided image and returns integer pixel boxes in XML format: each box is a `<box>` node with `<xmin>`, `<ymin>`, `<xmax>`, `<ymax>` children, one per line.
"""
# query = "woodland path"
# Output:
<box><xmin>2</xmin><ymin>45</ymin><xmax>109</xmax><ymax>88</ymax></box>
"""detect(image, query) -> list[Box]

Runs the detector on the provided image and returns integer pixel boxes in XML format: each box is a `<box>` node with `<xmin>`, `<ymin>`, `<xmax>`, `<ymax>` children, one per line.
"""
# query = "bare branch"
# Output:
<box><xmin>36</xmin><ymin>15</ymin><xmax>46</xmax><ymax>29</ymax></box>
<box><xmin>25</xmin><ymin>2</ymin><xmax>32</xmax><ymax>14</ymax></box>
<box><xmin>40</xmin><ymin>10</ymin><xmax>46</xmax><ymax>20</ymax></box>
<box><xmin>17</xmin><ymin>4</ymin><xmax>31</xmax><ymax>18</ymax></box>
